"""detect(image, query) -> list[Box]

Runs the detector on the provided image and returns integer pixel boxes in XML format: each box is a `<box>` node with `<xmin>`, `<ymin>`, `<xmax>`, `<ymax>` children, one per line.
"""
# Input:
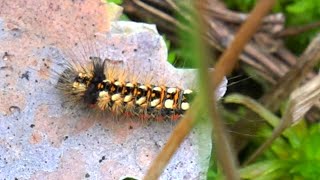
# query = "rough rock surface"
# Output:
<box><xmin>0</xmin><ymin>1</ymin><xmax>227</xmax><ymax>179</ymax></box>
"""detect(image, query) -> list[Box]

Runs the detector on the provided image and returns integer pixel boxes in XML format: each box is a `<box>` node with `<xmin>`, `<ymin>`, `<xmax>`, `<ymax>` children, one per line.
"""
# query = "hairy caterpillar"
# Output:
<box><xmin>57</xmin><ymin>55</ymin><xmax>195</xmax><ymax>121</ymax></box>
<box><xmin>52</xmin><ymin>20</ymin><xmax>228</xmax><ymax>122</ymax></box>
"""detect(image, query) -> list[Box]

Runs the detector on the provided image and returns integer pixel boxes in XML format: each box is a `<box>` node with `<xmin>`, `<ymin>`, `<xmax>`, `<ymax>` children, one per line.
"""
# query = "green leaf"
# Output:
<box><xmin>290</xmin><ymin>160</ymin><xmax>320</xmax><ymax>179</ymax></box>
<box><xmin>269</xmin><ymin>138</ymin><xmax>291</xmax><ymax>158</ymax></box>
<box><xmin>106</xmin><ymin>0</ymin><xmax>123</xmax><ymax>5</ymax></box>
<box><xmin>286</xmin><ymin>1</ymin><xmax>309</xmax><ymax>14</ymax></box>
<box><xmin>240</xmin><ymin>160</ymin><xmax>288</xmax><ymax>179</ymax></box>
<box><xmin>300</xmin><ymin>126</ymin><xmax>320</xmax><ymax>160</ymax></box>
<box><xmin>224</xmin><ymin>94</ymin><xmax>281</xmax><ymax>127</ymax></box>
<box><xmin>168</xmin><ymin>51</ymin><xmax>176</xmax><ymax>64</ymax></box>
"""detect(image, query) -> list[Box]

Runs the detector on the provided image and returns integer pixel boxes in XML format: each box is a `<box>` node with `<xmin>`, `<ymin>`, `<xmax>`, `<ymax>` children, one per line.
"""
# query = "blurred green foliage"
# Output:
<box><xmin>163</xmin><ymin>35</ymin><xmax>177</xmax><ymax>65</ymax></box>
<box><xmin>106</xmin><ymin>0</ymin><xmax>122</xmax><ymax>5</ymax></box>
<box><xmin>240</xmin><ymin>121</ymin><xmax>320</xmax><ymax>179</ymax></box>
<box><xmin>222</xmin><ymin>94</ymin><xmax>320</xmax><ymax>180</ymax></box>
<box><xmin>223</xmin><ymin>0</ymin><xmax>256</xmax><ymax>12</ymax></box>
<box><xmin>224</xmin><ymin>0</ymin><xmax>320</xmax><ymax>54</ymax></box>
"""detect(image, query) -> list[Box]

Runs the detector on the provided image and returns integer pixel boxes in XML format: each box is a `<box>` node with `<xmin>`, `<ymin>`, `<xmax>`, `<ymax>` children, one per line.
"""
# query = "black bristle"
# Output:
<box><xmin>83</xmin><ymin>57</ymin><xmax>106</xmax><ymax>105</ymax></box>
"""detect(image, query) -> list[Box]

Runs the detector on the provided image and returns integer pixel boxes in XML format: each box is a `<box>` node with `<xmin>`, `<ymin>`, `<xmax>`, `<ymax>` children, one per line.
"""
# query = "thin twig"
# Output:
<box><xmin>243</xmin><ymin>118</ymin><xmax>288</xmax><ymax>165</ymax></box>
<box><xmin>277</xmin><ymin>21</ymin><xmax>320</xmax><ymax>37</ymax></box>
<box><xmin>132</xmin><ymin>0</ymin><xmax>187</xmax><ymax>31</ymax></box>
<box><xmin>165</xmin><ymin>0</ymin><xmax>179</xmax><ymax>11</ymax></box>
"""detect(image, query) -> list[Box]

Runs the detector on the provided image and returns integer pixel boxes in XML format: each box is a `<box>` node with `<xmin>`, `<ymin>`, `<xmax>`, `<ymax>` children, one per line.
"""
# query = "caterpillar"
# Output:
<box><xmin>52</xmin><ymin>20</ymin><xmax>227</xmax><ymax>121</ymax></box>
<box><xmin>57</xmin><ymin>55</ymin><xmax>195</xmax><ymax>121</ymax></box>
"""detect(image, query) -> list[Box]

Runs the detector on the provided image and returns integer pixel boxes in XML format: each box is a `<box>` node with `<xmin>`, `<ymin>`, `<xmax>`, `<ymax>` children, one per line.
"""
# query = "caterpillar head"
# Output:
<box><xmin>56</xmin><ymin>57</ymin><xmax>106</xmax><ymax>108</ymax></box>
<box><xmin>56</xmin><ymin>66</ymin><xmax>93</xmax><ymax>105</ymax></box>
